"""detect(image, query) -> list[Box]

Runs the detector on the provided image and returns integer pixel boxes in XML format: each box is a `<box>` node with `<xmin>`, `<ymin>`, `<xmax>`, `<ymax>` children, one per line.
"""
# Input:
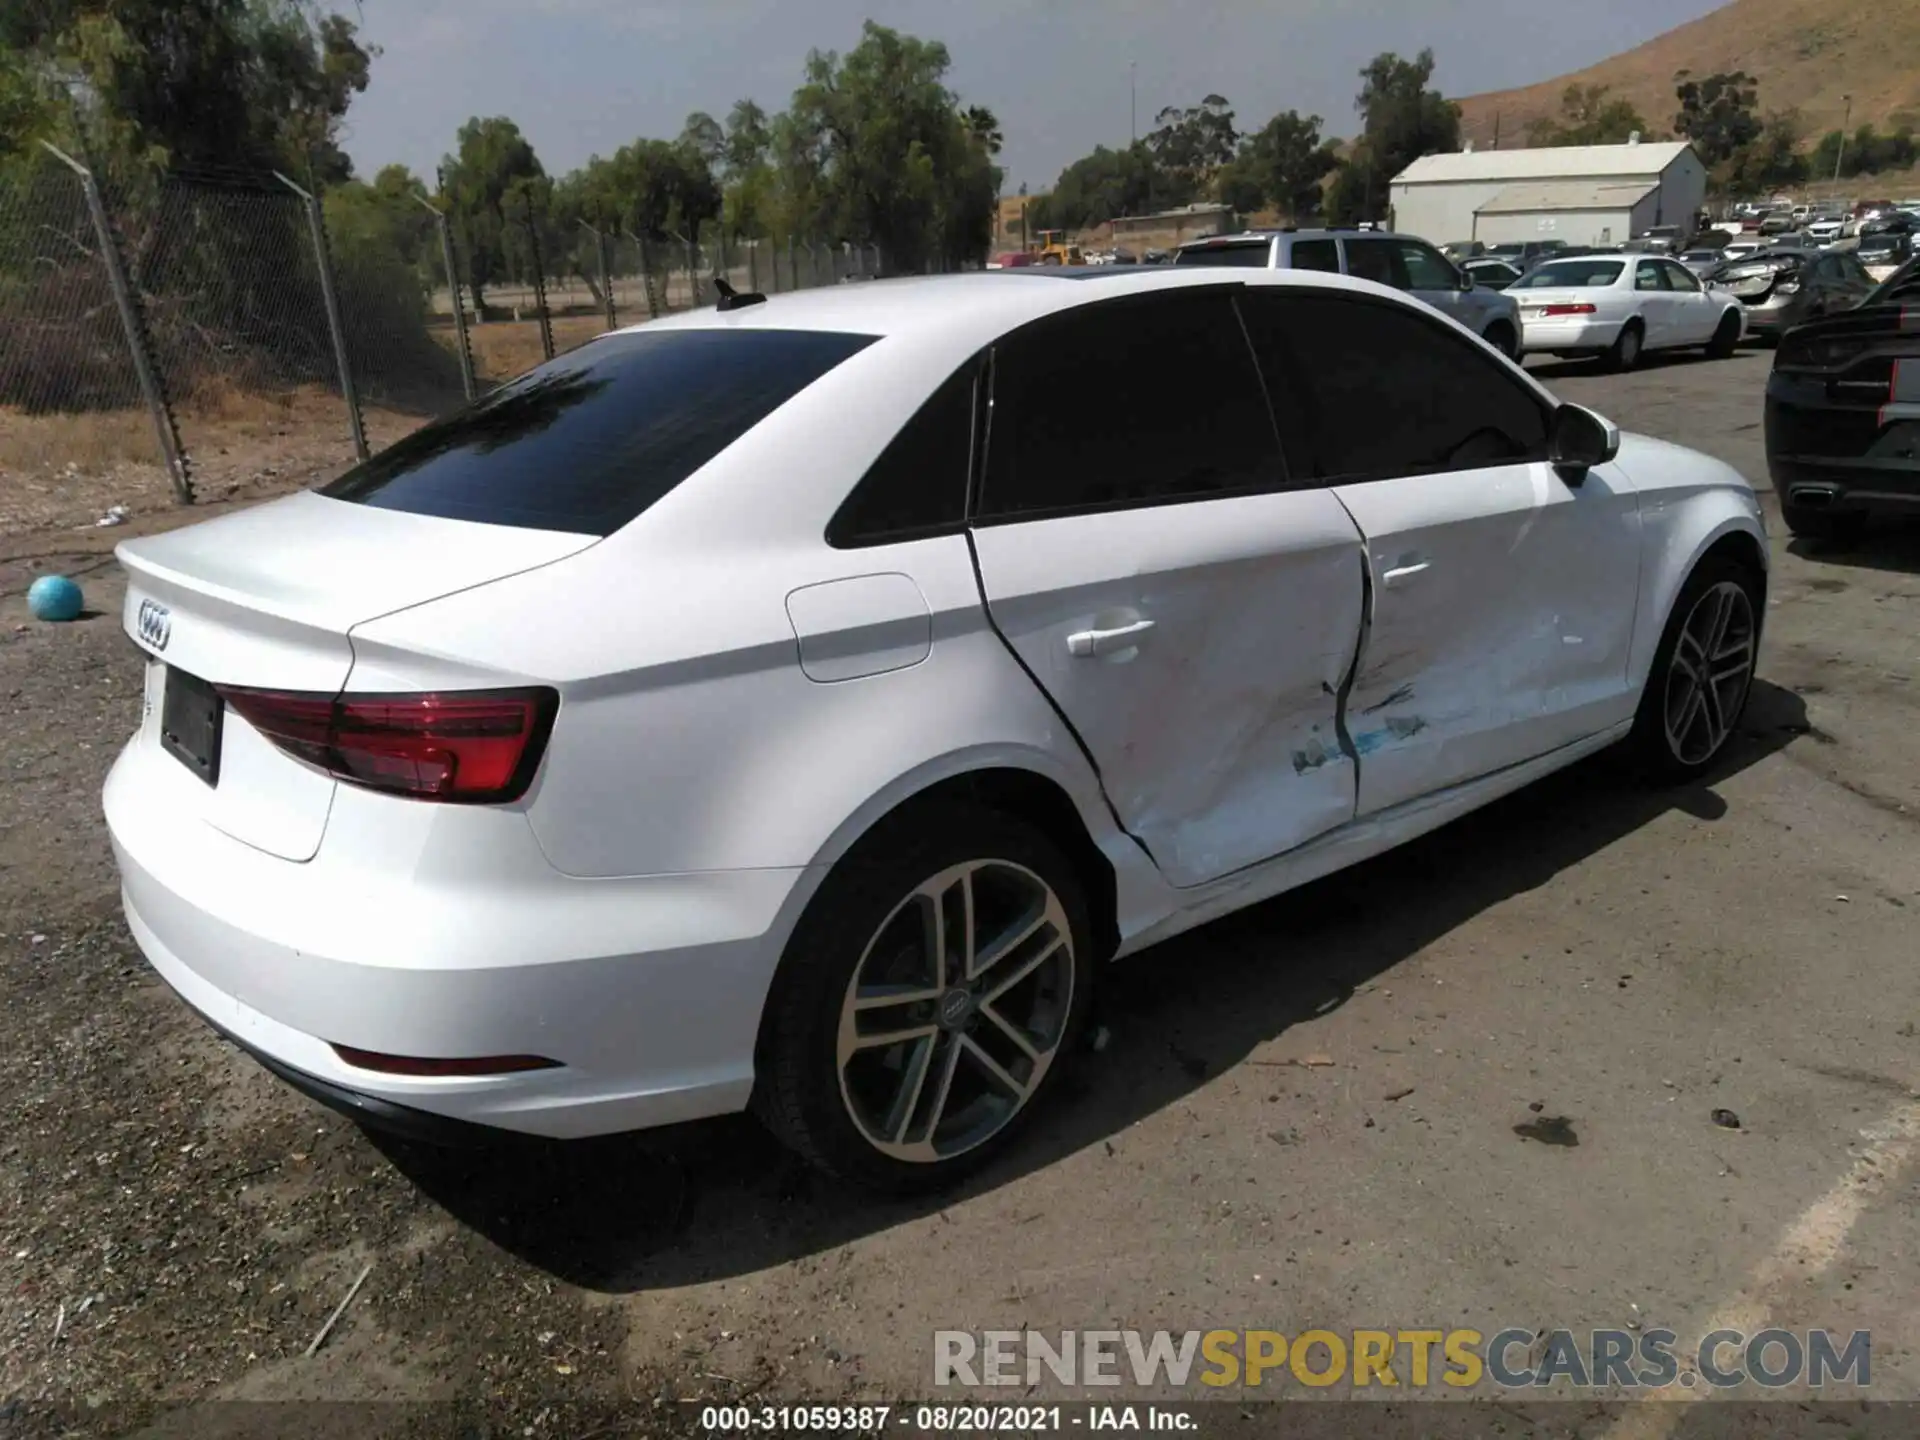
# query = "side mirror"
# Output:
<box><xmin>1548</xmin><ymin>403</ymin><xmax>1620</xmax><ymax>482</ymax></box>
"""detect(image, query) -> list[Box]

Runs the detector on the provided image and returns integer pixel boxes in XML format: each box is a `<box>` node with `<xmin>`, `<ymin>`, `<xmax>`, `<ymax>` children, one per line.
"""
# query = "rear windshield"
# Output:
<box><xmin>322</xmin><ymin>327</ymin><xmax>876</xmax><ymax>534</ymax></box>
<box><xmin>1516</xmin><ymin>260</ymin><xmax>1625</xmax><ymax>289</ymax></box>
<box><xmin>1171</xmin><ymin>241</ymin><xmax>1273</xmax><ymax>268</ymax></box>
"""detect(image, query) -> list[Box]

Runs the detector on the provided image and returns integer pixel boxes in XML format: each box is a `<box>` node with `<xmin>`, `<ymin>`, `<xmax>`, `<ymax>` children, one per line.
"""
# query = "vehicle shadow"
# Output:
<box><xmin>1786</xmin><ymin>521</ymin><xmax>1920</xmax><ymax>577</ymax></box>
<box><xmin>1523</xmin><ymin>348</ymin><xmax>1767</xmax><ymax>382</ymax></box>
<box><xmin>371</xmin><ymin>679</ymin><xmax>1809</xmax><ymax>1294</ymax></box>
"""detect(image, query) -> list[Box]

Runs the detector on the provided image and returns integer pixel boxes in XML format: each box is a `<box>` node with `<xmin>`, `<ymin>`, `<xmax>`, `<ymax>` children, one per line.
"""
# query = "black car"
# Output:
<box><xmin>1708</xmin><ymin>245</ymin><xmax>1878</xmax><ymax>344</ymax></box>
<box><xmin>1764</xmin><ymin>256</ymin><xmax>1920</xmax><ymax>539</ymax></box>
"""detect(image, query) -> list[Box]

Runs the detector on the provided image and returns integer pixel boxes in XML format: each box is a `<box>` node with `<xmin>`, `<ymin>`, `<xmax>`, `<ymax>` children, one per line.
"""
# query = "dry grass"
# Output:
<box><xmin>457</xmin><ymin>314</ymin><xmax>613</xmax><ymax>384</ymax></box>
<box><xmin>1457</xmin><ymin>0</ymin><xmax>1920</xmax><ymax>153</ymax></box>
<box><xmin>0</xmin><ymin>383</ymin><xmax>426</xmax><ymax>542</ymax></box>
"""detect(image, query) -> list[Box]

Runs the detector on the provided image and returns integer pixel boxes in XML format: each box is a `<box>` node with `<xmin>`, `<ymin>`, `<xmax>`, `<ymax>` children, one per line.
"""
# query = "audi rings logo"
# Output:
<box><xmin>137</xmin><ymin>598</ymin><xmax>172</xmax><ymax>652</ymax></box>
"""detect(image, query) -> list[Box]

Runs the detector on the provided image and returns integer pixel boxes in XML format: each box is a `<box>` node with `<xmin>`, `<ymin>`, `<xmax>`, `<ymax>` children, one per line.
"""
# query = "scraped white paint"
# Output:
<box><xmin>1601</xmin><ymin>1098</ymin><xmax>1920</xmax><ymax>1438</ymax></box>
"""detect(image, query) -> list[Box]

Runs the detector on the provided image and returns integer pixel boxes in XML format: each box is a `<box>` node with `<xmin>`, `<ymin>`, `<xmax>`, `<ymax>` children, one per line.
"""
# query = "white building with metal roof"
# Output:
<box><xmin>1388</xmin><ymin>139</ymin><xmax>1706</xmax><ymax>250</ymax></box>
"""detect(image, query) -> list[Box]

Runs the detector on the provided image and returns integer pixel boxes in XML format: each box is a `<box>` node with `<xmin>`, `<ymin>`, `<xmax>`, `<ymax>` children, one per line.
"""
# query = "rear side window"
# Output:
<box><xmin>323</xmin><ymin>328</ymin><xmax>876</xmax><ymax>535</ymax></box>
<box><xmin>827</xmin><ymin>360</ymin><xmax>978</xmax><ymax>547</ymax></box>
<box><xmin>979</xmin><ymin>291</ymin><xmax>1284</xmax><ymax>520</ymax></box>
<box><xmin>1172</xmin><ymin>241</ymin><xmax>1273</xmax><ymax>268</ymax></box>
<box><xmin>1343</xmin><ymin>237</ymin><xmax>1406</xmax><ymax>289</ymax></box>
<box><xmin>1290</xmin><ymin>238</ymin><xmax>1339</xmax><ymax>273</ymax></box>
<box><xmin>1240</xmin><ymin>291</ymin><xmax>1550</xmax><ymax>484</ymax></box>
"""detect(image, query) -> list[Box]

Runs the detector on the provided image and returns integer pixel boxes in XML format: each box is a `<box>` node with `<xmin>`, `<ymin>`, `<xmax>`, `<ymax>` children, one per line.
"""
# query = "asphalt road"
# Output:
<box><xmin>2</xmin><ymin>340</ymin><xmax>1917</xmax><ymax>1426</ymax></box>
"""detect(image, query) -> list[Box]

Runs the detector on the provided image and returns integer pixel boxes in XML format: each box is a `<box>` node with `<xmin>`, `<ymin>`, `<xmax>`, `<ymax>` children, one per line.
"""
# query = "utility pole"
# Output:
<box><xmin>1130</xmin><ymin>62</ymin><xmax>1137</xmax><ymax>147</ymax></box>
<box><xmin>1833</xmin><ymin>94</ymin><xmax>1853</xmax><ymax>185</ymax></box>
<box><xmin>1492</xmin><ymin>112</ymin><xmax>1501</xmax><ymax>151</ymax></box>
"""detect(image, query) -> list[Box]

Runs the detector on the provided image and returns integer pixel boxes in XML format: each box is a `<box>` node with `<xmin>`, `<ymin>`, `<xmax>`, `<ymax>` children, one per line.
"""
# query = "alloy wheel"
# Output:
<box><xmin>836</xmin><ymin>859</ymin><xmax>1075</xmax><ymax>1164</ymax></box>
<box><xmin>1663</xmin><ymin>580</ymin><xmax>1756</xmax><ymax>766</ymax></box>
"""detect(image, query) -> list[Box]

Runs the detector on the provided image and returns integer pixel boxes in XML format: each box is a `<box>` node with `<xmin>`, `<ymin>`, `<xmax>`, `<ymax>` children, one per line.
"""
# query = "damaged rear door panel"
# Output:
<box><xmin>968</xmin><ymin>287</ymin><xmax>1367</xmax><ymax>889</ymax></box>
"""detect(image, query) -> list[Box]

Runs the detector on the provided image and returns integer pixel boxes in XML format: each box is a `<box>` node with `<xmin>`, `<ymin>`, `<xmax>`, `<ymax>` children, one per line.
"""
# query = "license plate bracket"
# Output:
<box><xmin>160</xmin><ymin>666</ymin><xmax>224</xmax><ymax>787</ymax></box>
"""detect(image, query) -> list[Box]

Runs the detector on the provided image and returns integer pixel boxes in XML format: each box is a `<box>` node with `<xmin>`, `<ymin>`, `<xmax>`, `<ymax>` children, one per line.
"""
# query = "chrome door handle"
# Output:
<box><xmin>1067</xmin><ymin>619</ymin><xmax>1156</xmax><ymax>657</ymax></box>
<box><xmin>1381</xmin><ymin>560</ymin><xmax>1430</xmax><ymax>585</ymax></box>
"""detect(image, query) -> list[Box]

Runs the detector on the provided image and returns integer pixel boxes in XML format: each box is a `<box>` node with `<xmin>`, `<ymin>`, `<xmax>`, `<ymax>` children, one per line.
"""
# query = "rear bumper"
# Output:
<box><xmin>1518</xmin><ymin>316</ymin><xmax>1623</xmax><ymax>353</ymax></box>
<box><xmin>1767</xmin><ymin>455</ymin><xmax>1920</xmax><ymax>514</ymax></box>
<box><xmin>195</xmin><ymin>1006</ymin><xmax>516</xmax><ymax>1148</ymax></box>
<box><xmin>105</xmin><ymin>737</ymin><xmax>815</xmax><ymax>1140</ymax></box>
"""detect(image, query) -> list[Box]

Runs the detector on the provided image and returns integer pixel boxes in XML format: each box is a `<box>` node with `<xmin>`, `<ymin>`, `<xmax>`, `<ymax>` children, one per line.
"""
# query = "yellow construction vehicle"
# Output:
<box><xmin>1030</xmin><ymin>229</ymin><xmax>1084</xmax><ymax>266</ymax></box>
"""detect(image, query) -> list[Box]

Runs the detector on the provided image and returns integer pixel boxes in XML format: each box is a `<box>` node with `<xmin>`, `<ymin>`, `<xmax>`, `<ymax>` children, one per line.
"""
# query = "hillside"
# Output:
<box><xmin>1455</xmin><ymin>0</ymin><xmax>1920</xmax><ymax>152</ymax></box>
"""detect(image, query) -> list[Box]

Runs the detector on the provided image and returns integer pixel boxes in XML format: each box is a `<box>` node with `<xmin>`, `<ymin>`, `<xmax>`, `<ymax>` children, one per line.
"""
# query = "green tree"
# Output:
<box><xmin>1528</xmin><ymin>84</ymin><xmax>1652</xmax><ymax>146</ymax></box>
<box><xmin>1721</xmin><ymin>112</ymin><xmax>1809</xmax><ymax>194</ymax></box>
<box><xmin>786</xmin><ymin>22</ymin><xmax>997</xmax><ymax>269</ymax></box>
<box><xmin>1672</xmin><ymin>70</ymin><xmax>1760</xmax><ymax>168</ymax></box>
<box><xmin>964</xmin><ymin>105</ymin><xmax>1004</xmax><ymax>157</ymax></box>
<box><xmin>440</xmin><ymin>115</ymin><xmax>545</xmax><ymax>317</ymax></box>
<box><xmin>1146</xmin><ymin>94</ymin><xmax>1237</xmax><ymax>203</ymax></box>
<box><xmin>678</xmin><ymin>111</ymin><xmax>727</xmax><ymax>173</ymax></box>
<box><xmin>724</xmin><ymin>99</ymin><xmax>772</xmax><ymax>172</ymax></box>
<box><xmin>1328</xmin><ymin>49</ymin><xmax>1460</xmax><ymax>224</ymax></box>
<box><xmin>1222</xmin><ymin>110</ymin><xmax>1338</xmax><ymax>220</ymax></box>
<box><xmin>4</xmin><ymin>0</ymin><xmax>373</xmax><ymax>180</ymax></box>
<box><xmin>1036</xmin><ymin>143</ymin><xmax>1160</xmax><ymax>231</ymax></box>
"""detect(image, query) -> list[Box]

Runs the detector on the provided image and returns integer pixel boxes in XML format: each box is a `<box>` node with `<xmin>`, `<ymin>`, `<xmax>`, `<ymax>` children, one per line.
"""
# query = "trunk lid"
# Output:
<box><xmin>118</xmin><ymin>491</ymin><xmax>597</xmax><ymax>861</ymax></box>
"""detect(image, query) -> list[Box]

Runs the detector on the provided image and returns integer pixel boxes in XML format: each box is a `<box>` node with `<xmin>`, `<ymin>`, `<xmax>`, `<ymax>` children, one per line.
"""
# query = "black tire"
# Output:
<box><xmin>1779</xmin><ymin>501</ymin><xmax>1866</xmax><ymax>543</ymax></box>
<box><xmin>1603</xmin><ymin>320</ymin><xmax>1645</xmax><ymax>372</ymax></box>
<box><xmin>1706</xmin><ymin>309</ymin><xmax>1741</xmax><ymax>358</ymax></box>
<box><xmin>1624</xmin><ymin>553</ymin><xmax>1763</xmax><ymax>784</ymax></box>
<box><xmin>753</xmin><ymin>800</ymin><xmax>1096</xmax><ymax>1194</ymax></box>
<box><xmin>1483</xmin><ymin>321</ymin><xmax>1518</xmax><ymax>361</ymax></box>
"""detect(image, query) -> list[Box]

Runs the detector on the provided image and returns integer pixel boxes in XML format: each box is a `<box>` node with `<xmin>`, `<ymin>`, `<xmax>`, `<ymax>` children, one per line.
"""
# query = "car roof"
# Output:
<box><xmin>622</xmin><ymin>265</ymin><xmax>1424</xmax><ymax>348</ymax></box>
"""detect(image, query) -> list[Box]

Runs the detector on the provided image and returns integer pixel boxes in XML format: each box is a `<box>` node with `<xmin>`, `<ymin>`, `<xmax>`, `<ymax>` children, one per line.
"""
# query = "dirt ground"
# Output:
<box><xmin>3</xmin><ymin>339</ymin><xmax>1919</xmax><ymax>1433</ymax></box>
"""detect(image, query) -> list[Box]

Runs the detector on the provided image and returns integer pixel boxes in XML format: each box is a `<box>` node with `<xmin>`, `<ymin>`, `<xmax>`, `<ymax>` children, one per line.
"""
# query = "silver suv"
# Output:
<box><xmin>1172</xmin><ymin>228</ymin><xmax>1524</xmax><ymax>359</ymax></box>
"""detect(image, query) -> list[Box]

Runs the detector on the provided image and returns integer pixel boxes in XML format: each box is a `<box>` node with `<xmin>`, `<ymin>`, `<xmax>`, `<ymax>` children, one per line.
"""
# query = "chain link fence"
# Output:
<box><xmin>0</xmin><ymin>144</ymin><xmax>894</xmax><ymax>527</ymax></box>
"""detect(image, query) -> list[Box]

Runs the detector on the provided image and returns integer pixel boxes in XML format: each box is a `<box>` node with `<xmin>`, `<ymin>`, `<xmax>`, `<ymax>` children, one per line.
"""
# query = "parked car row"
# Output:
<box><xmin>1171</xmin><ymin>228</ymin><xmax>1523</xmax><ymax>357</ymax></box>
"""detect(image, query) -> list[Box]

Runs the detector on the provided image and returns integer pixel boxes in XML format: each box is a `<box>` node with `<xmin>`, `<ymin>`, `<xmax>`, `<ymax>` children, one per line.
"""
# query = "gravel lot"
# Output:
<box><xmin>2</xmin><ymin>341</ymin><xmax>1918</xmax><ymax>1430</ymax></box>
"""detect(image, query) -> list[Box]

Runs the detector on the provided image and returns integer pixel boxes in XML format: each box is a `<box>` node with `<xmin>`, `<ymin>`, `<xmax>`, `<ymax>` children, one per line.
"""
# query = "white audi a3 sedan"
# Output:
<box><xmin>106</xmin><ymin>265</ymin><xmax>1768</xmax><ymax>1192</ymax></box>
<box><xmin>1514</xmin><ymin>252</ymin><xmax>1747</xmax><ymax>368</ymax></box>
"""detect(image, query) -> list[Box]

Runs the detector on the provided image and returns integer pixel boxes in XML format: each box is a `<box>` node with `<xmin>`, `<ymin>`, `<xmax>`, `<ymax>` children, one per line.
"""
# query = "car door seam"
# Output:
<box><xmin>960</xmin><ymin>528</ymin><xmax>1157</xmax><ymax>868</ymax></box>
<box><xmin>1330</xmin><ymin>544</ymin><xmax>1371</xmax><ymax>788</ymax></box>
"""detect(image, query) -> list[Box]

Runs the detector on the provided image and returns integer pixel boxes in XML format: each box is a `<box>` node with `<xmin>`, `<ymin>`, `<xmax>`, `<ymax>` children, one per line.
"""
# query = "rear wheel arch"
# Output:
<box><xmin>805</xmin><ymin>766</ymin><xmax>1120</xmax><ymax>968</ymax></box>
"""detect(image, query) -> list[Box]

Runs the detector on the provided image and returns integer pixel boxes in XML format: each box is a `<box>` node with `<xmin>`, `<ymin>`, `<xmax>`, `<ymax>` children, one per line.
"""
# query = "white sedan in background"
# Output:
<box><xmin>1515</xmin><ymin>253</ymin><xmax>1747</xmax><ymax>369</ymax></box>
<box><xmin>105</xmin><ymin>266</ymin><xmax>1768</xmax><ymax>1193</ymax></box>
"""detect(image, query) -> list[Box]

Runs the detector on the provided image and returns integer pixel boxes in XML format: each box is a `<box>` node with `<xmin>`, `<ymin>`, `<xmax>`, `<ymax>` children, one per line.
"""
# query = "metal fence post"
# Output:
<box><xmin>523</xmin><ymin>200</ymin><xmax>554</xmax><ymax>361</ymax></box>
<box><xmin>416</xmin><ymin>193</ymin><xmax>475</xmax><ymax>401</ymax></box>
<box><xmin>275</xmin><ymin>170</ymin><xmax>367</xmax><ymax>461</ymax></box>
<box><xmin>684</xmin><ymin>234</ymin><xmax>698</xmax><ymax>308</ymax></box>
<box><xmin>40</xmin><ymin>142</ymin><xmax>193</xmax><ymax>503</ymax></box>
<box><xmin>747</xmin><ymin>237</ymin><xmax>759</xmax><ymax>293</ymax></box>
<box><xmin>629</xmin><ymin>230</ymin><xmax>662</xmax><ymax>318</ymax></box>
<box><xmin>586</xmin><ymin>222</ymin><xmax>616</xmax><ymax>330</ymax></box>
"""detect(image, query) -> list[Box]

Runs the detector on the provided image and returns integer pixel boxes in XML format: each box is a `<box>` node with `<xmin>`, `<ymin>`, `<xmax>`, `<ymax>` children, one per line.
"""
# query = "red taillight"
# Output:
<box><xmin>331</xmin><ymin>1045</ymin><xmax>560</xmax><ymax>1077</ymax></box>
<box><xmin>1541</xmin><ymin>303</ymin><xmax>1598</xmax><ymax>316</ymax></box>
<box><xmin>217</xmin><ymin>686</ymin><xmax>557</xmax><ymax>803</ymax></box>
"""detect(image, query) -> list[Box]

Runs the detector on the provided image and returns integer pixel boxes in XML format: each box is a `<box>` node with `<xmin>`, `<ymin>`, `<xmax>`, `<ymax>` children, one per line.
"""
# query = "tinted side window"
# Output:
<box><xmin>1397</xmin><ymin>240</ymin><xmax>1459</xmax><ymax>290</ymax></box>
<box><xmin>827</xmin><ymin>360</ymin><xmax>977</xmax><ymax>547</ymax></box>
<box><xmin>324</xmin><ymin>328</ymin><xmax>876</xmax><ymax>535</ymax></box>
<box><xmin>979</xmin><ymin>293</ymin><xmax>1283</xmax><ymax>520</ymax></box>
<box><xmin>1663</xmin><ymin>261</ymin><xmax>1702</xmax><ymax>292</ymax></box>
<box><xmin>1344</xmin><ymin>237</ymin><xmax>1406</xmax><ymax>288</ymax></box>
<box><xmin>1172</xmin><ymin>241</ymin><xmax>1274</xmax><ymax>268</ymax></box>
<box><xmin>1291</xmin><ymin>238</ymin><xmax>1339</xmax><ymax>273</ymax></box>
<box><xmin>1239</xmin><ymin>292</ymin><xmax>1550</xmax><ymax>483</ymax></box>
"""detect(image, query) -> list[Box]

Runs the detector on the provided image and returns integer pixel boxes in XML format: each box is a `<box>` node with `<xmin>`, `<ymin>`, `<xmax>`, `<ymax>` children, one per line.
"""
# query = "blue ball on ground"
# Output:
<box><xmin>27</xmin><ymin>574</ymin><xmax>84</xmax><ymax>623</ymax></box>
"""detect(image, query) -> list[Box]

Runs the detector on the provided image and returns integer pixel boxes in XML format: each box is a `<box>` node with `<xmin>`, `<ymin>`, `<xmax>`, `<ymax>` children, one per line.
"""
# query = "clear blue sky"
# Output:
<box><xmin>338</xmin><ymin>0</ymin><xmax>1731</xmax><ymax>193</ymax></box>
